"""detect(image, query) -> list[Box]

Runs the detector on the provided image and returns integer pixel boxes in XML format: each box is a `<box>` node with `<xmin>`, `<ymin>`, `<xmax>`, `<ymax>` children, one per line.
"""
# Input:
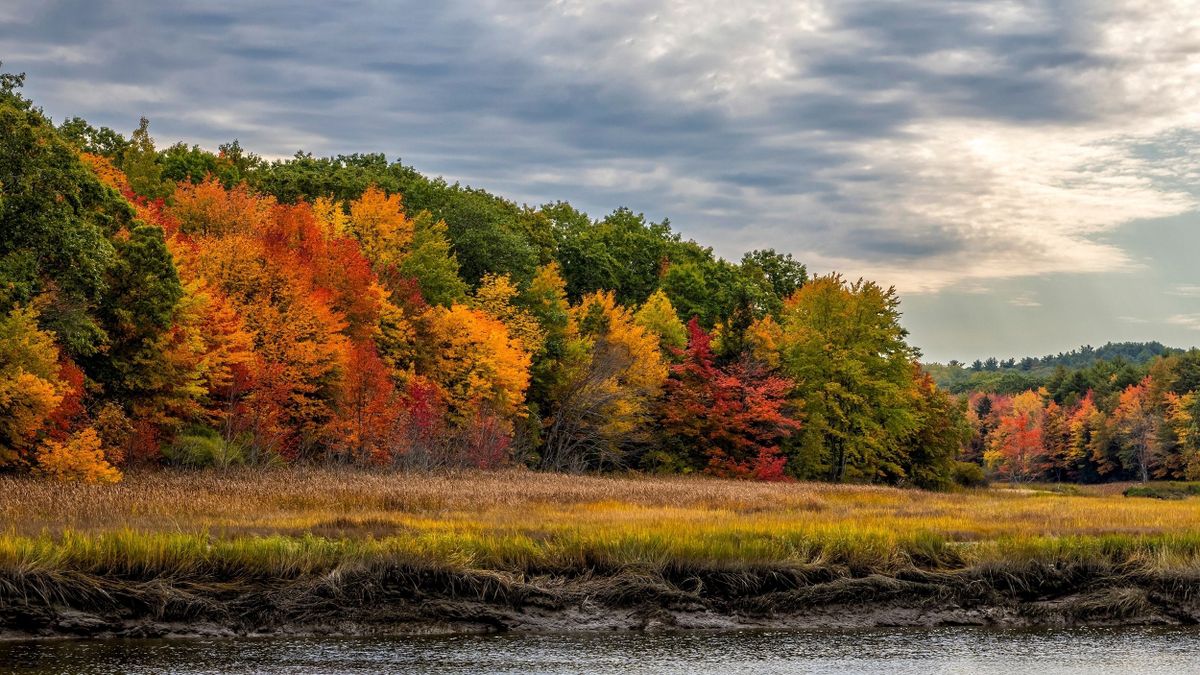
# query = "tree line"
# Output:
<box><xmin>1</xmin><ymin>69</ymin><xmax>969</xmax><ymax>487</ymax></box>
<box><xmin>964</xmin><ymin>350</ymin><xmax>1200</xmax><ymax>483</ymax></box>
<box><xmin>926</xmin><ymin>342</ymin><xmax>1180</xmax><ymax>396</ymax></box>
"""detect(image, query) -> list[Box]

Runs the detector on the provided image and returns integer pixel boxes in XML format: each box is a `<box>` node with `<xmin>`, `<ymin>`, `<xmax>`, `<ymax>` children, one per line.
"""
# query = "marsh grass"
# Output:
<box><xmin>4</xmin><ymin>468</ymin><xmax>1200</xmax><ymax>580</ymax></box>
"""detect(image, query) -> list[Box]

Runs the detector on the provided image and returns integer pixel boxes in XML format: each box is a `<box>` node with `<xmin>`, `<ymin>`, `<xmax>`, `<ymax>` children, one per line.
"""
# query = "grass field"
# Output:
<box><xmin>4</xmin><ymin>469</ymin><xmax>1200</xmax><ymax>579</ymax></box>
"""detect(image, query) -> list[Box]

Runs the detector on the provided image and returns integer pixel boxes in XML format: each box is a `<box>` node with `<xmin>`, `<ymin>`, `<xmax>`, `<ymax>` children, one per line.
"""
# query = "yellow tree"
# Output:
<box><xmin>162</xmin><ymin>279</ymin><xmax>257</xmax><ymax>421</ymax></box>
<box><xmin>425</xmin><ymin>304</ymin><xmax>531</xmax><ymax>424</ymax></box>
<box><xmin>311</xmin><ymin>196</ymin><xmax>349</xmax><ymax>240</ymax></box>
<box><xmin>1067</xmin><ymin>392</ymin><xmax>1111</xmax><ymax>478</ymax></box>
<box><xmin>0</xmin><ymin>306</ymin><xmax>64</xmax><ymax>465</ymax></box>
<box><xmin>743</xmin><ymin>315</ymin><xmax>784</xmax><ymax>369</ymax></box>
<box><xmin>347</xmin><ymin>185</ymin><xmax>413</xmax><ymax>269</ymax></box>
<box><xmin>1112</xmin><ymin>378</ymin><xmax>1159</xmax><ymax>482</ymax></box>
<box><xmin>35</xmin><ymin>427</ymin><xmax>122</xmax><ymax>483</ymax></box>
<box><xmin>541</xmin><ymin>291</ymin><xmax>667</xmax><ymax>471</ymax></box>
<box><xmin>473</xmin><ymin>273</ymin><xmax>544</xmax><ymax>355</ymax></box>
<box><xmin>634</xmin><ymin>289</ymin><xmax>686</xmax><ymax>356</ymax></box>
<box><xmin>1167</xmin><ymin>392</ymin><xmax>1200</xmax><ymax>479</ymax></box>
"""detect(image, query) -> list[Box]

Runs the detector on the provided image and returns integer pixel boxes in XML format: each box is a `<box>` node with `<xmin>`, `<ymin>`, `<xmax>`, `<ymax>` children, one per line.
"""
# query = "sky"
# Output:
<box><xmin>4</xmin><ymin>0</ymin><xmax>1200</xmax><ymax>363</ymax></box>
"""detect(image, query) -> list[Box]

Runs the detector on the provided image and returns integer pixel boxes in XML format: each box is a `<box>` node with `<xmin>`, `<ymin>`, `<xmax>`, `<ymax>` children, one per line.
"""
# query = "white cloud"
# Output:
<box><xmin>1169</xmin><ymin>285</ymin><xmax>1200</xmax><ymax>297</ymax></box>
<box><xmin>1008</xmin><ymin>293</ymin><xmax>1042</xmax><ymax>308</ymax></box>
<box><xmin>1168</xmin><ymin>314</ymin><xmax>1200</xmax><ymax>331</ymax></box>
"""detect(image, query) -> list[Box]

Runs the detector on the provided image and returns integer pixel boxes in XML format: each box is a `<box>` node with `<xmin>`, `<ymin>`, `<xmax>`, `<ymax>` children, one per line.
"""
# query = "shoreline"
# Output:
<box><xmin>5</xmin><ymin>563</ymin><xmax>1198</xmax><ymax>640</ymax></box>
<box><xmin>6</xmin><ymin>470</ymin><xmax>1200</xmax><ymax>641</ymax></box>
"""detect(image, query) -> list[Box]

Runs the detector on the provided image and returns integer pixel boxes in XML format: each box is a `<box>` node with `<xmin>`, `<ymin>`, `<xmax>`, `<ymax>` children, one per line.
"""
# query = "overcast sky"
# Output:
<box><xmin>5</xmin><ymin>0</ymin><xmax>1200</xmax><ymax>362</ymax></box>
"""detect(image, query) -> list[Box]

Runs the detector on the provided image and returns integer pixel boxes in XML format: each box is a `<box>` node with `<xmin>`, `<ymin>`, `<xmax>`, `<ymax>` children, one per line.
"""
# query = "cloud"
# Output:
<box><xmin>1168</xmin><ymin>314</ymin><xmax>1200</xmax><ymax>331</ymax></box>
<box><xmin>1169</xmin><ymin>285</ymin><xmax>1200</xmax><ymax>297</ymax></box>
<box><xmin>1008</xmin><ymin>293</ymin><xmax>1042</xmax><ymax>308</ymax></box>
<box><xmin>1117</xmin><ymin>316</ymin><xmax>1150</xmax><ymax>324</ymax></box>
<box><xmin>3</xmin><ymin>0</ymin><xmax>1200</xmax><ymax>297</ymax></box>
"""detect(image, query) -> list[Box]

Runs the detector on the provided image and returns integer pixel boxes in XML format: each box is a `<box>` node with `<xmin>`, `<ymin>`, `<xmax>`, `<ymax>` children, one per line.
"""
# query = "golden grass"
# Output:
<box><xmin>3</xmin><ymin>468</ymin><xmax>1200</xmax><ymax>575</ymax></box>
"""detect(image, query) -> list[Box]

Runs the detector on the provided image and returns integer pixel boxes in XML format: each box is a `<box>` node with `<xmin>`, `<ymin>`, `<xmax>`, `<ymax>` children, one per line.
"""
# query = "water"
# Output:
<box><xmin>3</xmin><ymin>627</ymin><xmax>1200</xmax><ymax>674</ymax></box>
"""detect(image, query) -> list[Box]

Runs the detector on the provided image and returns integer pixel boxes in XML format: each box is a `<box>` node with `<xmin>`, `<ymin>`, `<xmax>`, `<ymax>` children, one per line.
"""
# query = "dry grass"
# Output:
<box><xmin>3</xmin><ymin>468</ymin><xmax>1200</xmax><ymax>575</ymax></box>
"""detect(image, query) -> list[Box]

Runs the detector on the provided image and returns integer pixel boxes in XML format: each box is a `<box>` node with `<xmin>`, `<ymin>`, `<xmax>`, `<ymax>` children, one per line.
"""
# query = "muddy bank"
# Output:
<box><xmin>4</xmin><ymin>561</ymin><xmax>1200</xmax><ymax>639</ymax></box>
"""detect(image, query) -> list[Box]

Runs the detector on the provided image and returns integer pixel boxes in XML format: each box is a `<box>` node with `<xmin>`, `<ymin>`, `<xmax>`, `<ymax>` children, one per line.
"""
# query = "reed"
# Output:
<box><xmin>3</xmin><ymin>468</ymin><xmax>1200</xmax><ymax>576</ymax></box>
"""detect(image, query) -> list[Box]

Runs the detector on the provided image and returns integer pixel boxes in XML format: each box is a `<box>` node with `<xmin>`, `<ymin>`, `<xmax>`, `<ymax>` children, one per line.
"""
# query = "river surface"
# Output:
<box><xmin>3</xmin><ymin>627</ymin><xmax>1200</xmax><ymax>674</ymax></box>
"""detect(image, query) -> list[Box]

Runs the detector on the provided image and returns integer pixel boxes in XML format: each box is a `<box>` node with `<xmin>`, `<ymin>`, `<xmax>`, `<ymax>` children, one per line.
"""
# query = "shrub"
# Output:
<box><xmin>1123</xmin><ymin>482</ymin><xmax>1200</xmax><ymax>500</ymax></box>
<box><xmin>164</xmin><ymin>426</ymin><xmax>246</xmax><ymax>468</ymax></box>
<box><xmin>951</xmin><ymin>461</ymin><xmax>988</xmax><ymax>488</ymax></box>
<box><xmin>35</xmin><ymin>427</ymin><xmax>122</xmax><ymax>483</ymax></box>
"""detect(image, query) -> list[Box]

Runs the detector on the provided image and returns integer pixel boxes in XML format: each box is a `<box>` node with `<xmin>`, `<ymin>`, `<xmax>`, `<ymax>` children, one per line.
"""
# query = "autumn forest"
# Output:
<box><xmin>3</xmin><ymin>69</ymin><xmax>1199</xmax><ymax>491</ymax></box>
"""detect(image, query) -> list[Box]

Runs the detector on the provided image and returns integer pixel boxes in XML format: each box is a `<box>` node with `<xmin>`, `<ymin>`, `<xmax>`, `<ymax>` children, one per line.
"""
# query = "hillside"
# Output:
<box><xmin>925</xmin><ymin>342</ymin><xmax>1184</xmax><ymax>395</ymax></box>
<box><xmin>1</xmin><ymin>70</ymin><xmax>965</xmax><ymax>489</ymax></box>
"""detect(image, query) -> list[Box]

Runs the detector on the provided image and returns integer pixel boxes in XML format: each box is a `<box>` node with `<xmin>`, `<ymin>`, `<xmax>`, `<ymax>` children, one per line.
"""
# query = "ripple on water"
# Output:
<box><xmin>2</xmin><ymin>627</ymin><xmax>1199</xmax><ymax>675</ymax></box>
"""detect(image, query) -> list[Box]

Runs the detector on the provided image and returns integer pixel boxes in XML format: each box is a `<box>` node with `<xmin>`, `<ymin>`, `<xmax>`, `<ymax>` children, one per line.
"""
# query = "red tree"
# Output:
<box><xmin>661</xmin><ymin>319</ymin><xmax>800</xmax><ymax>480</ymax></box>
<box><xmin>333</xmin><ymin>342</ymin><xmax>402</xmax><ymax>464</ymax></box>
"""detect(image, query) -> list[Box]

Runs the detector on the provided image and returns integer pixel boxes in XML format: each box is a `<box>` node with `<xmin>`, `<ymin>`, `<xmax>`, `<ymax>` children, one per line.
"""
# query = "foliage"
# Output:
<box><xmin>0</xmin><ymin>74</ymin><xmax>997</xmax><ymax>486</ymax></box>
<box><xmin>170</xmin><ymin>177</ymin><xmax>274</xmax><ymax>236</ymax></box>
<box><xmin>164</xmin><ymin>426</ymin><xmax>246</xmax><ymax>468</ymax></box>
<box><xmin>424</xmin><ymin>304</ymin><xmax>531</xmax><ymax>424</ymax></box>
<box><xmin>0</xmin><ymin>86</ymin><xmax>130</xmax><ymax>356</ymax></box>
<box><xmin>1111</xmin><ymin>378</ymin><xmax>1159</xmax><ymax>482</ymax></box>
<box><xmin>0</xmin><ymin>306</ymin><xmax>64</xmax><ymax>465</ymax></box>
<box><xmin>659</xmin><ymin>320</ymin><xmax>799</xmax><ymax>479</ymax></box>
<box><xmin>540</xmin><ymin>291</ymin><xmax>667</xmax><ymax>471</ymax></box>
<box><xmin>983</xmin><ymin>391</ymin><xmax>1045</xmax><ymax>482</ymax></box>
<box><xmin>777</xmin><ymin>275</ymin><xmax>920</xmax><ymax>482</ymax></box>
<box><xmin>473</xmin><ymin>273</ymin><xmax>544</xmax><ymax>355</ymax></box>
<box><xmin>394</xmin><ymin>212</ymin><xmax>467</xmax><ymax>306</ymax></box>
<box><xmin>35</xmin><ymin>427</ymin><xmax>122</xmax><ymax>483</ymax></box>
<box><xmin>634</xmin><ymin>289</ymin><xmax>687</xmax><ymax>356</ymax></box>
<box><xmin>121</xmin><ymin>117</ymin><xmax>172</xmax><ymax>200</ymax></box>
<box><xmin>347</xmin><ymin>185</ymin><xmax>413</xmax><ymax>269</ymax></box>
<box><xmin>903</xmin><ymin>370</ymin><xmax>973</xmax><ymax>489</ymax></box>
<box><xmin>951</xmin><ymin>461</ymin><xmax>987</xmax><ymax>488</ymax></box>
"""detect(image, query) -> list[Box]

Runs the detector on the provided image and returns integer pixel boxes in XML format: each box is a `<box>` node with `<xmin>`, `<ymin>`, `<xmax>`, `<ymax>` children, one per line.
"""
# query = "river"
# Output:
<box><xmin>3</xmin><ymin>627</ymin><xmax>1198</xmax><ymax>674</ymax></box>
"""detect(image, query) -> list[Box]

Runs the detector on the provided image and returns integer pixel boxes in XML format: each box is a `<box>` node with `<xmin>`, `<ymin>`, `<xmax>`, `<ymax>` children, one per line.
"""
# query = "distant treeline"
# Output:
<box><xmin>927</xmin><ymin>341</ymin><xmax>1200</xmax><ymax>483</ymax></box>
<box><xmin>926</xmin><ymin>342</ymin><xmax>1183</xmax><ymax>396</ymax></box>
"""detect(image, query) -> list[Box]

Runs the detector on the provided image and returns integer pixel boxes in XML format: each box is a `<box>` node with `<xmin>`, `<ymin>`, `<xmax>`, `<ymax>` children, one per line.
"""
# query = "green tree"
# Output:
<box><xmin>0</xmin><ymin>72</ymin><xmax>130</xmax><ymax>356</ymax></box>
<box><xmin>778</xmin><ymin>275</ymin><xmax>920</xmax><ymax>482</ymax></box>
<box><xmin>395</xmin><ymin>212</ymin><xmax>467</xmax><ymax>306</ymax></box>
<box><xmin>57</xmin><ymin>117</ymin><xmax>130</xmax><ymax>159</ymax></box>
<box><xmin>634</xmin><ymin>289</ymin><xmax>686</xmax><ymax>356</ymax></box>
<box><xmin>741</xmin><ymin>249</ymin><xmax>807</xmax><ymax>302</ymax></box>
<box><xmin>902</xmin><ymin>369</ymin><xmax>971</xmax><ymax>489</ymax></box>
<box><xmin>121</xmin><ymin>117</ymin><xmax>172</xmax><ymax>200</ymax></box>
<box><xmin>521</xmin><ymin>262</ymin><xmax>576</xmax><ymax>410</ymax></box>
<box><xmin>558</xmin><ymin>208</ymin><xmax>677</xmax><ymax>305</ymax></box>
<box><xmin>84</xmin><ymin>224</ymin><xmax>184</xmax><ymax>410</ymax></box>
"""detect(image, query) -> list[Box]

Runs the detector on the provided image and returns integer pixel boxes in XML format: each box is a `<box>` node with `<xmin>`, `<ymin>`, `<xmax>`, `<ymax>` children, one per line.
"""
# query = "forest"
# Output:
<box><xmin>4</xmin><ymin>68</ymin><xmax>1197</xmax><ymax>490</ymax></box>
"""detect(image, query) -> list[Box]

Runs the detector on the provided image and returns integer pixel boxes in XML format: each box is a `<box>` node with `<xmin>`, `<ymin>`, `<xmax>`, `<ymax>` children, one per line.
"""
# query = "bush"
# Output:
<box><xmin>35</xmin><ymin>427</ymin><xmax>122</xmax><ymax>483</ymax></box>
<box><xmin>951</xmin><ymin>461</ymin><xmax>988</xmax><ymax>488</ymax></box>
<box><xmin>164</xmin><ymin>427</ymin><xmax>246</xmax><ymax>468</ymax></box>
<box><xmin>1123</xmin><ymin>482</ymin><xmax>1200</xmax><ymax>500</ymax></box>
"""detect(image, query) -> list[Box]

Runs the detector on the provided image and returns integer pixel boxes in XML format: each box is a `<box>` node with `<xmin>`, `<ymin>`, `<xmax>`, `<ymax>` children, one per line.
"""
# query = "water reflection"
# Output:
<box><xmin>3</xmin><ymin>627</ymin><xmax>1198</xmax><ymax>674</ymax></box>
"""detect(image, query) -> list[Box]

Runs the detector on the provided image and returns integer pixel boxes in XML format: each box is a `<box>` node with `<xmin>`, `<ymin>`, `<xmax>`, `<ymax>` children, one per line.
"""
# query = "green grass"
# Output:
<box><xmin>1123</xmin><ymin>482</ymin><xmax>1200</xmax><ymax>500</ymax></box>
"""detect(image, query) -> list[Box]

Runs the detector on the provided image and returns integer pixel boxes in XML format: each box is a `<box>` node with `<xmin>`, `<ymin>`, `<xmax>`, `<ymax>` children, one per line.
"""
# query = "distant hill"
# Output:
<box><xmin>925</xmin><ymin>341</ymin><xmax>1186</xmax><ymax>395</ymax></box>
